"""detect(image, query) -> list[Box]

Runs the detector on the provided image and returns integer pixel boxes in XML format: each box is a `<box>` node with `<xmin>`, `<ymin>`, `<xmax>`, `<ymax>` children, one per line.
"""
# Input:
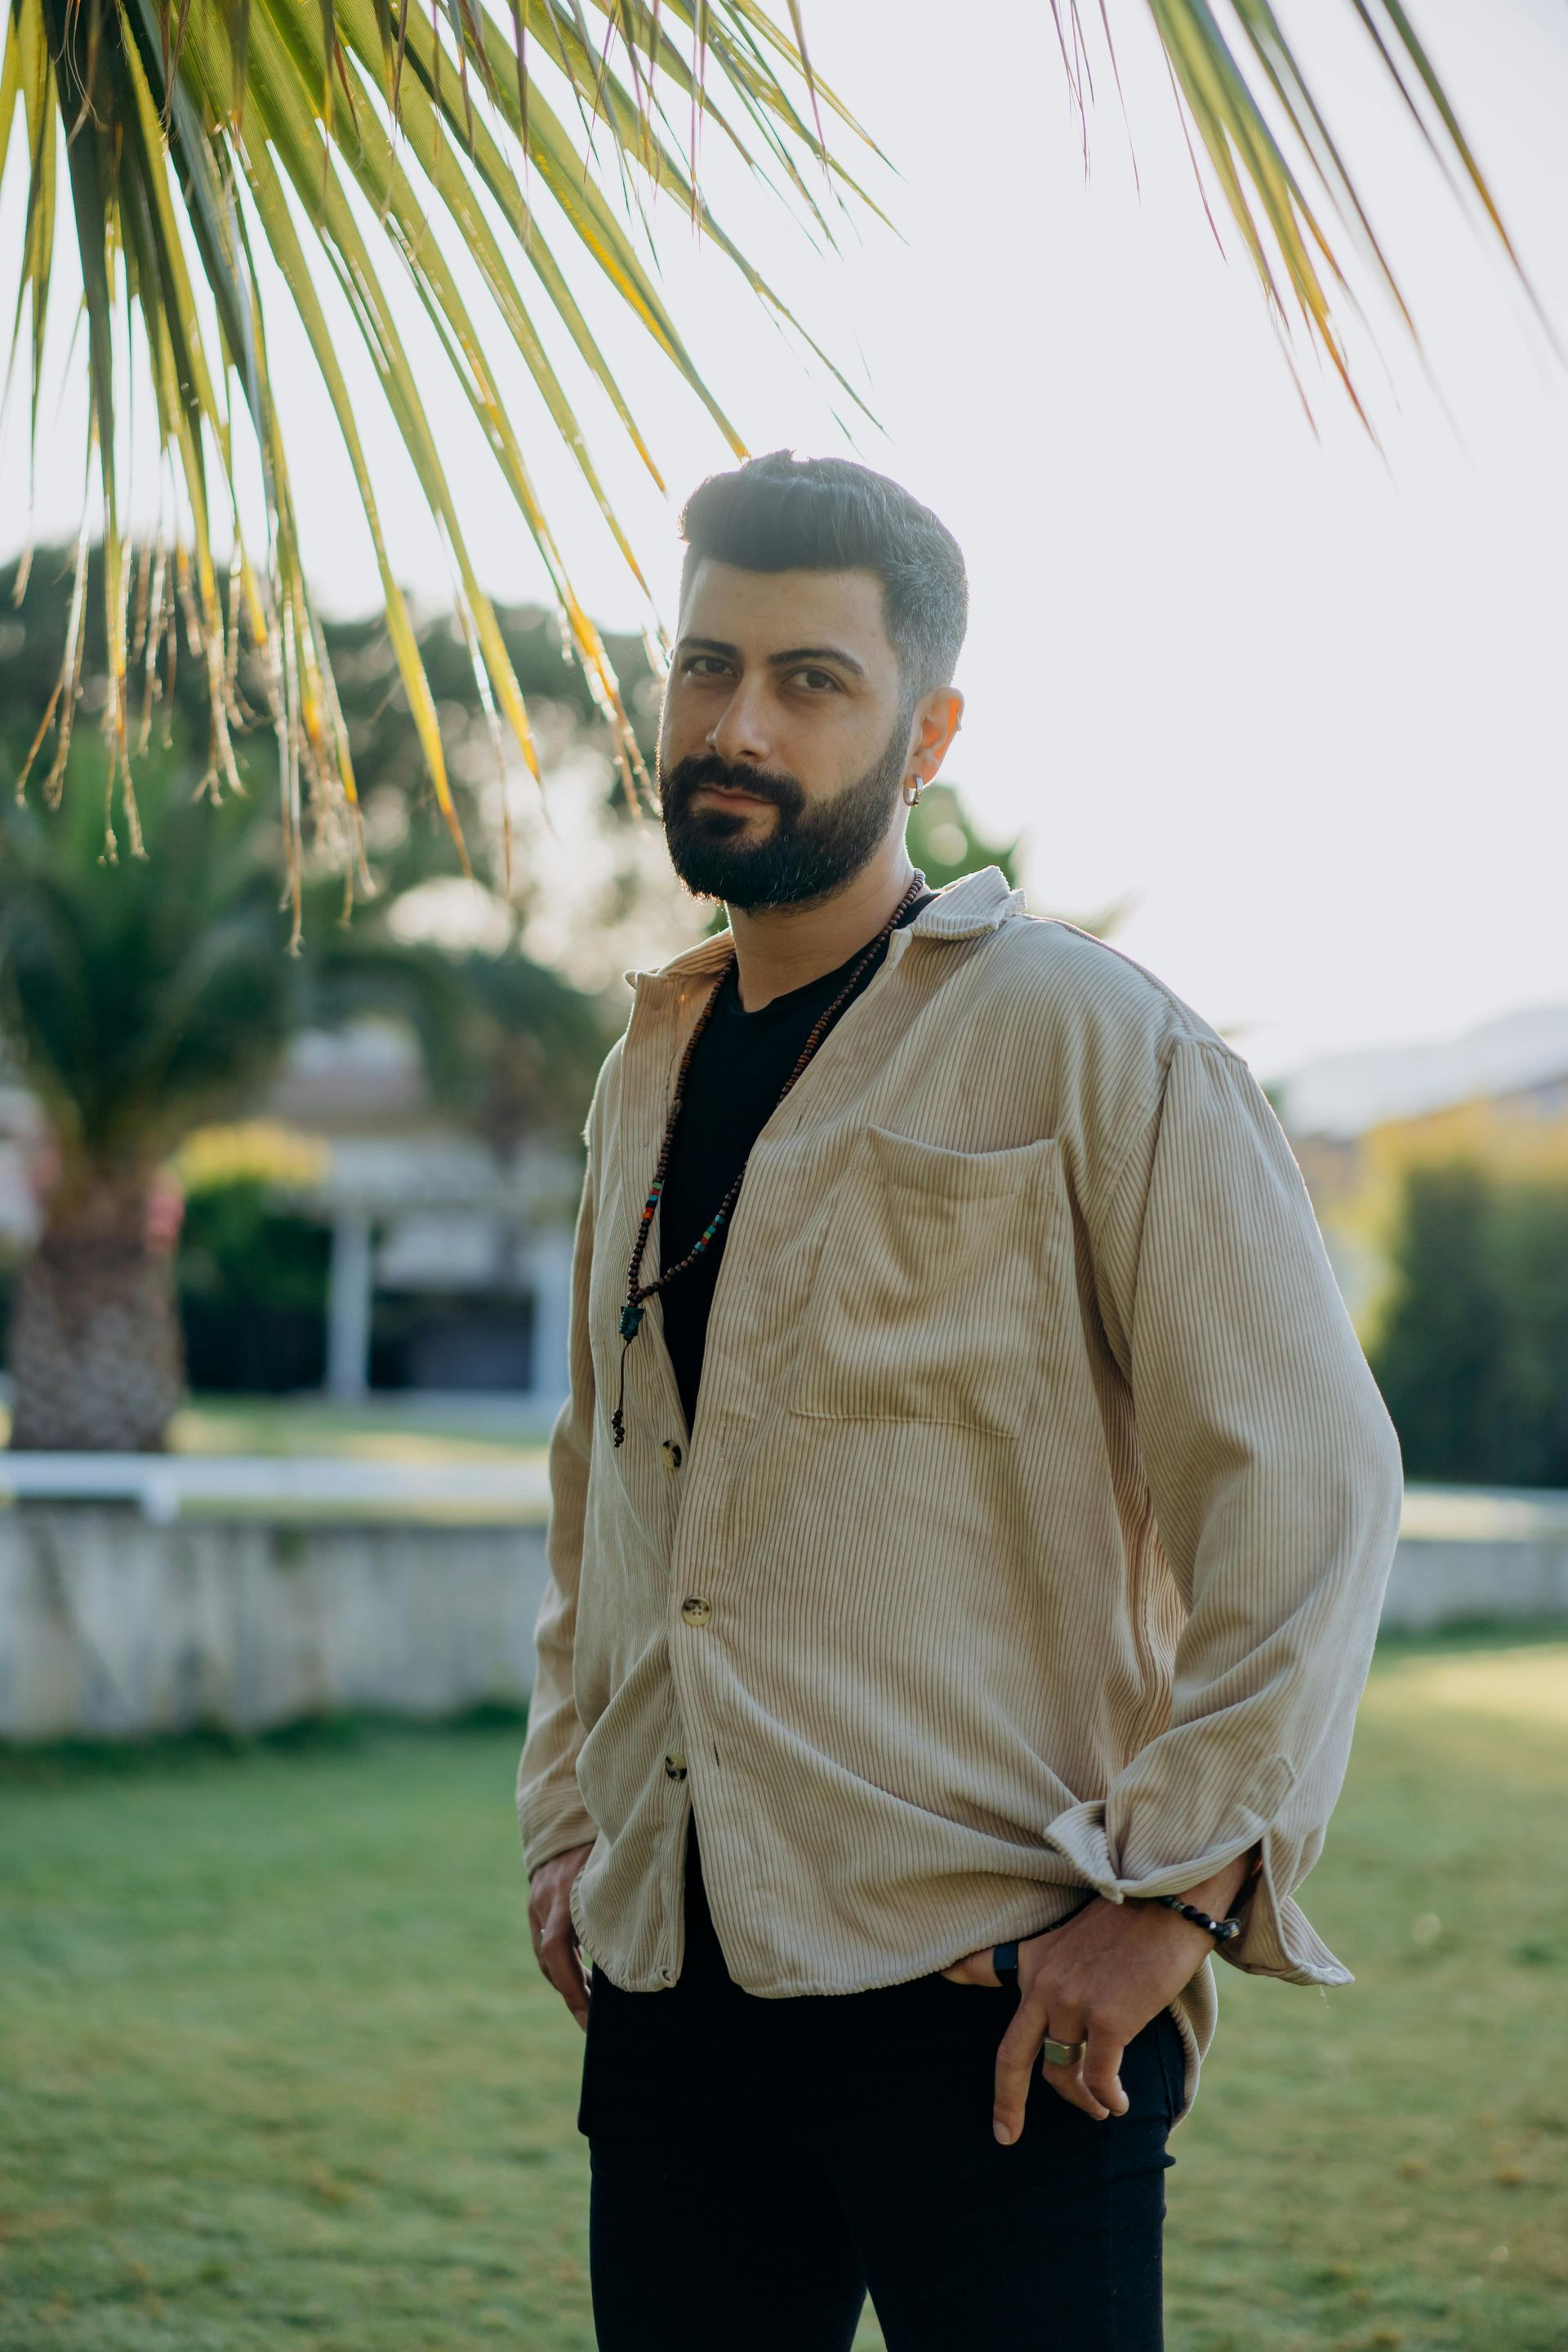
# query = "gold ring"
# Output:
<box><xmin>1041</xmin><ymin>2034</ymin><xmax>1088</xmax><ymax>2067</ymax></box>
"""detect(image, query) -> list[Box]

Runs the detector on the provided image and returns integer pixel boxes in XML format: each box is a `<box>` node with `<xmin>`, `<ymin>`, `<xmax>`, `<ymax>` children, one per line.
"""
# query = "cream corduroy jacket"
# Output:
<box><xmin>516</xmin><ymin>865</ymin><xmax>1404</xmax><ymax>2127</ymax></box>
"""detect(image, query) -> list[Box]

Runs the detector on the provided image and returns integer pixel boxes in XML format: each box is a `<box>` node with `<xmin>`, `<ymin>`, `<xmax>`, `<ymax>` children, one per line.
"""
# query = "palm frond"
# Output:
<box><xmin>0</xmin><ymin>0</ymin><xmax>1537</xmax><ymax>943</ymax></box>
<box><xmin>0</xmin><ymin>0</ymin><xmax>866</xmax><ymax>938</ymax></box>
<box><xmin>1130</xmin><ymin>2</ymin><xmax>1535</xmax><ymax>431</ymax></box>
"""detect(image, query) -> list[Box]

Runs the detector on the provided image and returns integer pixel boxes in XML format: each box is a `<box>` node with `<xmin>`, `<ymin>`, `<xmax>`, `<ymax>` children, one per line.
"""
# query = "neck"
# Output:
<box><xmin>725</xmin><ymin>838</ymin><xmax>920</xmax><ymax>1013</ymax></box>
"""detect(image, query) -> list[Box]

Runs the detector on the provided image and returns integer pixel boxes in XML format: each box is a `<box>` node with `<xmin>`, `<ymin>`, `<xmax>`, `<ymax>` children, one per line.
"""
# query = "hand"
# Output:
<box><xmin>528</xmin><ymin>1843</ymin><xmax>595</xmax><ymax>2029</ymax></box>
<box><xmin>942</xmin><ymin>1846</ymin><xmax>1257</xmax><ymax>2142</ymax></box>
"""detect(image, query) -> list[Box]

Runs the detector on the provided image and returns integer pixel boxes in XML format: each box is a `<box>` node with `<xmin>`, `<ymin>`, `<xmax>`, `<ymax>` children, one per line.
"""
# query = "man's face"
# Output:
<box><xmin>657</xmin><ymin>559</ymin><xmax>915</xmax><ymax>910</ymax></box>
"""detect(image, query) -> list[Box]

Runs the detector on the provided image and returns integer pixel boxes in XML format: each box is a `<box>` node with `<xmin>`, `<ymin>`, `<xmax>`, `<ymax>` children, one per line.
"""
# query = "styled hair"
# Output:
<box><xmin>679</xmin><ymin>452</ymin><xmax>968</xmax><ymax>693</ymax></box>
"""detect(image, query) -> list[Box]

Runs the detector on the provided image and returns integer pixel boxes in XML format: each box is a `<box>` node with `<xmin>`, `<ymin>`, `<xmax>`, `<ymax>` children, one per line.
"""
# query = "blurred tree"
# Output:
<box><xmin>178</xmin><ymin>1179</ymin><xmax>333</xmax><ymax>1396</ymax></box>
<box><xmin>906</xmin><ymin>782</ymin><xmax>1021</xmax><ymax>894</ymax></box>
<box><xmin>696</xmin><ymin>777</ymin><xmax>1128</xmax><ymax>942</ymax></box>
<box><xmin>1370</xmin><ymin>1160</ymin><xmax>1568</xmax><ymax>1489</ymax></box>
<box><xmin>1490</xmin><ymin>1185</ymin><xmax>1568</xmax><ymax>1488</ymax></box>
<box><xmin>908</xmin><ymin>780</ymin><xmax>1131</xmax><ymax>942</ymax></box>
<box><xmin>1</xmin><ymin>726</ymin><xmax>302</xmax><ymax>1447</ymax></box>
<box><xmin>0</xmin><ymin>551</ymin><xmax>631</xmax><ymax>1449</ymax></box>
<box><xmin>169</xmin><ymin>1125</ymin><xmax>332</xmax><ymax>1395</ymax></box>
<box><xmin>0</xmin><ymin>546</ymin><xmax>657</xmax><ymax>860</ymax></box>
<box><xmin>1370</xmin><ymin>1164</ymin><xmax>1506</xmax><ymax>1485</ymax></box>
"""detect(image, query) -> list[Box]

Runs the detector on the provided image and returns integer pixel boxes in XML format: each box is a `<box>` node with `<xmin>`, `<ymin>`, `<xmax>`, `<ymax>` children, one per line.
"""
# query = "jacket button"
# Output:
<box><xmin>679</xmin><ymin>1596</ymin><xmax>712</xmax><ymax>1628</ymax></box>
<box><xmin>661</xmin><ymin>1440</ymin><xmax>684</xmax><ymax>1474</ymax></box>
<box><xmin>664</xmin><ymin>1749</ymin><xmax>688</xmax><ymax>1780</ymax></box>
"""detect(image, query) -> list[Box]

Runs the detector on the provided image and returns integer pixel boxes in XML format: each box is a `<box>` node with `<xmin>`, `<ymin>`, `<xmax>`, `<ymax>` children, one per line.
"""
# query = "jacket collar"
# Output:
<box><xmin>621</xmin><ymin>865</ymin><xmax>1023</xmax><ymax>991</ymax></box>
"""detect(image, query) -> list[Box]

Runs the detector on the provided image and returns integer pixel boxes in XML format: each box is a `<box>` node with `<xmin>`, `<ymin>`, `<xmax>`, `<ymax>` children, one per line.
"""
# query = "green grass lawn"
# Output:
<box><xmin>164</xmin><ymin>1397</ymin><xmax>556</xmax><ymax>1461</ymax></box>
<box><xmin>2</xmin><ymin>1626</ymin><xmax>1566</xmax><ymax>2352</ymax></box>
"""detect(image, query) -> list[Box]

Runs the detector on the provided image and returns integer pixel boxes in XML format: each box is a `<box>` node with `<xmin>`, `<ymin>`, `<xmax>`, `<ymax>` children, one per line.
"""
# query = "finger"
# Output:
<box><xmin>545</xmin><ymin>1920</ymin><xmax>590</xmax><ymax>2017</ymax></box>
<box><xmin>527</xmin><ymin>1902</ymin><xmax>554</xmax><ymax>1980</ymax></box>
<box><xmin>1080</xmin><ymin>2023</ymin><xmax>1129</xmax><ymax>2118</ymax></box>
<box><xmin>993</xmin><ymin>1996</ymin><xmax>1058</xmax><ymax>2145</ymax></box>
<box><xmin>1036</xmin><ymin>2021</ymin><xmax>1111</xmax><ymax>2122</ymax></box>
<box><xmin>539</xmin><ymin>1931</ymin><xmax>590</xmax><ymax>2025</ymax></box>
<box><xmin>938</xmin><ymin>1948</ymin><xmax>1004</xmax><ymax>1986</ymax></box>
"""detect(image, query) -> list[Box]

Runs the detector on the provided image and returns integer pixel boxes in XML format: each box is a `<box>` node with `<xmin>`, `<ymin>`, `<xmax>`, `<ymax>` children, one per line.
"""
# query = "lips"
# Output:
<box><xmin>692</xmin><ymin>784</ymin><xmax>775</xmax><ymax>811</ymax></box>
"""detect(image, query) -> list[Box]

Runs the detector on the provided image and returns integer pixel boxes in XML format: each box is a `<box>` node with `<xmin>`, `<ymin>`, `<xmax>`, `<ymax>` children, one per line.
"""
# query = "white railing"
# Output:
<box><xmin>0</xmin><ymin>1452</ymin><xmax>551</xmax><ymax>1522</ymax></box>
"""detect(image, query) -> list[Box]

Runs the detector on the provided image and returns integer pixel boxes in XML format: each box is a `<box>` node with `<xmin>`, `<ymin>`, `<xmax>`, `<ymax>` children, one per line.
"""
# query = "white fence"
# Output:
<box><xmin>0</xmin><ymin>1450</ymin><xmax>551</xmax><ymax>1521</ymax></box>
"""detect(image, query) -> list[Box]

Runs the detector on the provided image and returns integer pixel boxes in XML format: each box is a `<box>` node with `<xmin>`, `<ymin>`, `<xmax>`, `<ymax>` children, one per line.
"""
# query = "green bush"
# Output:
<box><xmin>1370</xmin><ymin>1160</ymin><xmax>1568</xmax><ymax>1486</ymax></box>
<box><xmin>177</xmin><ymin>1178</ymin><xmax>332</xmax><ymax>1395</ymax></box>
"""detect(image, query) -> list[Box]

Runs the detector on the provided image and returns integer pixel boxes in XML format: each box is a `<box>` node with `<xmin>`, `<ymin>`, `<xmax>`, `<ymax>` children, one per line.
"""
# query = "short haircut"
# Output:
<box><xmin>679</xmin><ymin>452</ymin><xmax>968</xmax><ymax>695</ymax></box>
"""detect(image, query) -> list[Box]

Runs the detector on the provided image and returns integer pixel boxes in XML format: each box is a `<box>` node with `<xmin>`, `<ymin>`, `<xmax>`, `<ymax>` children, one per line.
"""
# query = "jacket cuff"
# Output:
<box><xmin>1213</xmin><ymin>1826</ymin><xmax>1353</xmax><ymax>1985</ymax></box>
<box><xmin>1040</xmin><ymin>1799</ymin><xmax>1352</xmax><ymax>1987</ymax></box>
<box><xmin>520</xmin><ymin>1798</ymin><xmax>599</xmax><ymax>1881</ymax></box>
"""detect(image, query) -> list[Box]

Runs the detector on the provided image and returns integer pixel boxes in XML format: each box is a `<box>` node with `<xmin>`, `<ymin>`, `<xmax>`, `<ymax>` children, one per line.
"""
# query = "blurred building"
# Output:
<box><xmin>0</xmin><ymin>1022</ymin><xmax>579</xmax><ymax>1412</ymax></box>
<box><xmin>254</xmin><ymin>1020</ymin><xmax>577</xmax><ymax>1407</ymax></box>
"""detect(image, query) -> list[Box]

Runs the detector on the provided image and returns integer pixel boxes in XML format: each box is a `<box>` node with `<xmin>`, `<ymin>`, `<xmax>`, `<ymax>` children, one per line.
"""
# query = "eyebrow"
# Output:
<box><xmin>676</xmin><ymin>635</ymin><xmax>867</xmax><ymax>679</ymax></box>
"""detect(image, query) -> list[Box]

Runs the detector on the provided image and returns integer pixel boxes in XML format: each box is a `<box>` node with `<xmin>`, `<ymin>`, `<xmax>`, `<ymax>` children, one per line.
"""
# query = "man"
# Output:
<box><xmin>519</xmin><ymin>452</ymin><xmax>1403</xmax><ymax>2350</ymax></box>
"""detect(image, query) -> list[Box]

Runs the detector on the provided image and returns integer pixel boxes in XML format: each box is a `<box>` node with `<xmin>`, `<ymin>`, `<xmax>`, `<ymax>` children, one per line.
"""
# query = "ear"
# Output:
<box><xmin>906</xmin><ymin>687</ymin><xmax>964</xmax><ymax>789</ymax></box>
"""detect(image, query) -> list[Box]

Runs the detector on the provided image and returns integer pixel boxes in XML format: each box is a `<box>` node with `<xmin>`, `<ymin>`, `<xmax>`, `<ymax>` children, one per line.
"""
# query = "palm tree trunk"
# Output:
<box><xmin>7</xmin><ymin>1173</ymin><xmax>185</xmax><ymax>1451</ymax></box>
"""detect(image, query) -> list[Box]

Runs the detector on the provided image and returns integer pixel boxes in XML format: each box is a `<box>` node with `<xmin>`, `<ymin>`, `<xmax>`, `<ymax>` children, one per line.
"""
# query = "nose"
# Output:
<box><xmin>707</xmin><ymin>677</ymin><xmax>773</xmax><ymax>771</ymax></box>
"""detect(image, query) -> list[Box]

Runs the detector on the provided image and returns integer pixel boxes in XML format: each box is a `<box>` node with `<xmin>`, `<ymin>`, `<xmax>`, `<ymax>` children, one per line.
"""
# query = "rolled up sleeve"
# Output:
<box><xmin>516</xmin><ymin>1134</ymin><xmax>602</xmax><ymax>1879</ymax></box>
<box><xmin>1044</xmin><ymin>1034</ymin><xmax>1405</xmax><ymax>1984</ymax></box>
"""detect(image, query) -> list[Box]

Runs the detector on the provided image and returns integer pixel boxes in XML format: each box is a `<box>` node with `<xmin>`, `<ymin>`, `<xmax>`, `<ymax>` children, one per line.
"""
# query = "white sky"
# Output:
<box><xmin>2</xmin><ymin>0</ymin><xmax>1566</xmax><ymax>1077</ymax></box>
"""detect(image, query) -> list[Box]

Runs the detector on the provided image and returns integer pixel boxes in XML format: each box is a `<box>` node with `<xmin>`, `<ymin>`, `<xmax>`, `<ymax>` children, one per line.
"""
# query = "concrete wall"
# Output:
<box><xmin>1381</xmin><ymin>1534</ymin><xmax>1568</xmax><ymax>1632</ymax></box>
<box><xmin>0</xmin><ymin>1506</ymin><xmax>550</xmax><ymax>1740</ymax></box>
<box><xmin>2</xmin><ymin>1493</ymin><xmax>1566</xmax><ymax>1742</ymax></box>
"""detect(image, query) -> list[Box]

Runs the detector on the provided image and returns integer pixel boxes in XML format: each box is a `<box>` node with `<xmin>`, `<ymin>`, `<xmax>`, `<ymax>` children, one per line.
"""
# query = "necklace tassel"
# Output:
<box><xmin>612</xmin><ymin>1334</ymin><xmax>631</xmax><ymax>1449</ymax></box>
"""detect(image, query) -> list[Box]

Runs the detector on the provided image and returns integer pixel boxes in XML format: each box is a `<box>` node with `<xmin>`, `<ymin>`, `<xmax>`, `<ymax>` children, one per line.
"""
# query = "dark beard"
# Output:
<box><xmin>657</xmin><ymin>713</ymin><xmax>911</xmax><ymax>911</ymax></box>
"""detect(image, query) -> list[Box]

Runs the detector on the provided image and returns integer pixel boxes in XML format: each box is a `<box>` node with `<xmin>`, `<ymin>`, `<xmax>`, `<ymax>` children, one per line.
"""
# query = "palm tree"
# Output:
<box><xmin>0</xmin><ymin>721</ymin><xmax>627</xmax><ymax>1447</ymax></box>
<box><xmin>0</xmin><ymin>1</ymin><xmax>1529</xmax><ymax>936</ymax></box>
<box><xmin>0</xmin><ymin>546</ymin><xmax>626</xmax><ymax>1449</ymax></box>
<box><xmin>1</xmin><ymin>719</ymin><xmax>314</xmax><ymax>1447</ymax></box>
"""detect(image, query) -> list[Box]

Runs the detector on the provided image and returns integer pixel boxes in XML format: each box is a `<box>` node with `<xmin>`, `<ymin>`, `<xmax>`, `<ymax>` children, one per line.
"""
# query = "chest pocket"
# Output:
<box><xmin>785</xmin><ymin>1125</ymin><xmax>1064</xmax><ymax>1434</ymax></box>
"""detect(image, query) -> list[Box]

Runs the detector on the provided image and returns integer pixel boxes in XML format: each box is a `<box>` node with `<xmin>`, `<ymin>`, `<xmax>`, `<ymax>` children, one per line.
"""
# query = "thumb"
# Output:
<box><xmin>940</xmin><ymin>1945</ymin><xmax>1010</xmax><ymax>1987</ymax></box>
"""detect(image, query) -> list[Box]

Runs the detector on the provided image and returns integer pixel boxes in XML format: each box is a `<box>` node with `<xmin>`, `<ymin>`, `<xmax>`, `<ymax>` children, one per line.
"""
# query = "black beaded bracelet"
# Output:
<box><xmin>1147</xmin><ymin>1894</ymin><xmax>1243</xmax><ymax>1945</ymax></box>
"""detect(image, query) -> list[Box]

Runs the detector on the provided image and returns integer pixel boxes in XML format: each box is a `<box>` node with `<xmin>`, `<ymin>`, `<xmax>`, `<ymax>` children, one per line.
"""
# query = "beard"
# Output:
<box><xmin>657</xmin><ymin>710</ymin><xmax>911</xmax><ymax>911</ymax></box>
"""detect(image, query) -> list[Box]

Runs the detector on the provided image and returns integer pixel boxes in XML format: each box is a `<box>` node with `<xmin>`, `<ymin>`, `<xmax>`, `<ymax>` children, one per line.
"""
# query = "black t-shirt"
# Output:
<box><xmin>657</xmin><ymin>889</ymin><xmax>934</xmax><ymax>1437</ymax></box>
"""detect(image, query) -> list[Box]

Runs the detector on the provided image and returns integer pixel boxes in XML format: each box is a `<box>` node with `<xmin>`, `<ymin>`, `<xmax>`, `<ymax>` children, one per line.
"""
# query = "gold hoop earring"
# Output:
<box><xmin>902</xmin><ymin>775</ymin><xmax>924</xmax><ymax>808</ymax></box>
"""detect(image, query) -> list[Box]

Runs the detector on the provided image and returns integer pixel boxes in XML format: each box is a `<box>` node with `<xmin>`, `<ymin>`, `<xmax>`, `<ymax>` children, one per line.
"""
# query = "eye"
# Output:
<box><xmin>681</xmin><ymin>654</ymin><xmax>731</xmax><ymax>679</ymax></box>
<box><xmin>791</xmin><ymin>666</ymin><xmax>840</xmax><ymax>693</ymax></box>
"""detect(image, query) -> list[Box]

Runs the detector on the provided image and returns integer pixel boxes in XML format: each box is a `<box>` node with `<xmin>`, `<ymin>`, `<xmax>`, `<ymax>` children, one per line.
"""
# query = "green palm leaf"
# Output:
<box><xmin>1130</xmin><ymin>2</ymin><xmax>1535</xmax><ymax>429</ymax></box>
<box><xmin>0</xmin><ymin>0</ymin><xmax>1530</xmax><ymax>938</ymax></box>
<box><xmin>0</xmin><ymin>0</ymin><xmax>865</xmax><ymax>935</ymax></box>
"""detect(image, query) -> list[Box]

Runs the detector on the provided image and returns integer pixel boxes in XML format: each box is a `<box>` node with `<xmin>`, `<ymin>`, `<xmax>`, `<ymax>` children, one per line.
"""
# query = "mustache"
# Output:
<box><xmin>660</xmin><ymin>751</ymin><xmax>804</xmax><ymax>821</ymax></box>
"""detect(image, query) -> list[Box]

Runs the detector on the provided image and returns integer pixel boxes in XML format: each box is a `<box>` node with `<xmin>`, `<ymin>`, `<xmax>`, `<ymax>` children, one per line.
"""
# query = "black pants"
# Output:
<box><xmin>579</xmin><ymin>1832</ymin><xmax>1183</xmax><ymax>2350</ymax></box>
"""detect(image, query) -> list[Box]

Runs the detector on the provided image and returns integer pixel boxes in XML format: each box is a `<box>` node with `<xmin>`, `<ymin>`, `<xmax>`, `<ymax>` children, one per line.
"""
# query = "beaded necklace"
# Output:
<box><xmin>610</xmin><ymin>873</ymin><xmax>927</xmax><ymax>1448</ymax></box>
